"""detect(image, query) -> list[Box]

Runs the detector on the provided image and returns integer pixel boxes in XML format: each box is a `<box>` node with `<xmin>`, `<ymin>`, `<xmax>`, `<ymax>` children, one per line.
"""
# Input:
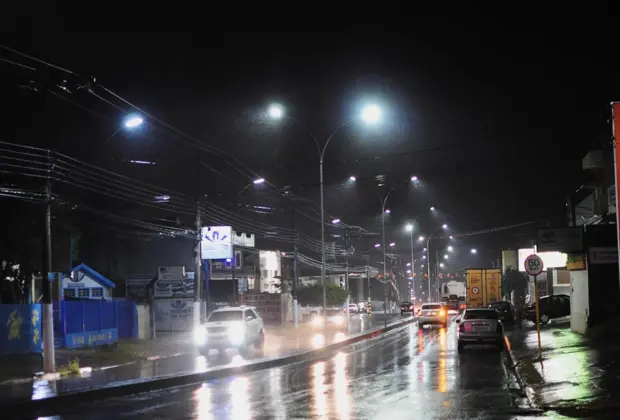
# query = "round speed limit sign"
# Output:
<box><xmin>524</xmin><ymin>254</ymin><xmax>544</xmax><ymax>276</ymax></box>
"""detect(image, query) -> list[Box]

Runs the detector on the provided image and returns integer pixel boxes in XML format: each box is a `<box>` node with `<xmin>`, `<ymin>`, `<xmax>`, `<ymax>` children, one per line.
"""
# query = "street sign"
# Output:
<box><xmin>524</xmin><ymin>254</ymin><xmax>544</xmax><ymax>276</ymax></box>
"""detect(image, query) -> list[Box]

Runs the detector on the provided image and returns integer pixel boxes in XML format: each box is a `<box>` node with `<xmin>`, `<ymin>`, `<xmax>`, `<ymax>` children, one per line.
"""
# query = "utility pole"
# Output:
<box><xmin>194</xmin><ymin>202</ymin><xmax>202</xmax><ymax>329</ymax></box>
<box><xmin>366</xmin><ymin>256</ymin><xmax>370</xmax><ymax>303</ymax></box>
<box><xmin>292</xmin><ymin>206</ymin><xmax>299</xmax><ymax>328</ymax></box>
<box><xmin>37</xmin><ymin>72</ymin><xmax>55</xmax><ymax>374</ymax></box>
<box><xmin>231</xmin><ymin>249</ymin><xmax>236</xmax><ymax>304</ymax></box>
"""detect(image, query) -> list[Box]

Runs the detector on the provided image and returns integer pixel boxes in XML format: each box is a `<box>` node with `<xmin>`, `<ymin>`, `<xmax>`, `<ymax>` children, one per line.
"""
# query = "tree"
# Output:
<box><xmin>502</xmin><ymin>268</ymin><xmax>528</xmax><ymax>300</ymax></box>
<box><xmin>296</xmin><ymin>283</ymin><xmax>348</xmax><ymax>307</ymax></box>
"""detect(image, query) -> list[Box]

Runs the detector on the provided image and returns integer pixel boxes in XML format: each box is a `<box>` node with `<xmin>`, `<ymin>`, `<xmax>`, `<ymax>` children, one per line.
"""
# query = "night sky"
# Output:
<box><xmin>1</xmin><ymin>19</ymin><xmax>618</xmax><ymax>275</ymax></box>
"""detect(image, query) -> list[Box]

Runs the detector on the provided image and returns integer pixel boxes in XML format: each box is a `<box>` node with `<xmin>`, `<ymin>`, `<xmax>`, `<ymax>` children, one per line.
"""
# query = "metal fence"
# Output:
<box><xmin>53</xmin><ymin>299</ymin><xmax>138</xmax><ymax>348</ymax></box>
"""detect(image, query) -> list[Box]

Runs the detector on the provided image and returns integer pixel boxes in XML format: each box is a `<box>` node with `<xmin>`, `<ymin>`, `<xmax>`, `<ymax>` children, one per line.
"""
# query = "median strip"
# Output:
<box><xmin>1</xmin><ymin>316</ymin><xmax>417</xmax><ymax>418</ymax></box>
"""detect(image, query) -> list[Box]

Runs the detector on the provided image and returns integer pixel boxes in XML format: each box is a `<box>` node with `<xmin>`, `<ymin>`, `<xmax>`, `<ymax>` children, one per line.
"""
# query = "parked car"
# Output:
<box><xmin>456</xmin><ymin>308</ymin><xmax>504</xmax><ymax>352</ymax></box>
<box><xmin>400</xmin><ymin>301</ymin><xmax>415</xmax><ymax>316</ymax></box>
<box><xmin>526</xmin><ymin>294</ymin><xmax>570</xmax><ymax>325</ymax></box>
<box><xmin>488</xmin><ymin>301</ymin><xmax>515</xmax><ymax>326</ymax></box>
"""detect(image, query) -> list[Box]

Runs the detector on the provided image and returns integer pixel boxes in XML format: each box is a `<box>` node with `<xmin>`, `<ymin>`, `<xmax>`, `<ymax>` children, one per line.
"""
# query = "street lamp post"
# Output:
<box><xmin>268</xmin><ymin>103</ymin><xmax>381</xmax><ymax>329</ymax></box>
<box><xmin>426</xmin><ymin>224</ymin><xmax>448</xmax><ymax>302</ymax></box>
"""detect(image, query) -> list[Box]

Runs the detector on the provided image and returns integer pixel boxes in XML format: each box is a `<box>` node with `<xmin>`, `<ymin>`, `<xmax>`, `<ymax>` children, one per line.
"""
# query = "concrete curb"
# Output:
<box><xmin>502</xmin><ymin>335</ymin><xmax>536</xmax><ymax>410</ymax></box>
<box><xmin>2</xmin><ymin>317</ymin><xmax>417</xmax><ymax>417</ymax></box>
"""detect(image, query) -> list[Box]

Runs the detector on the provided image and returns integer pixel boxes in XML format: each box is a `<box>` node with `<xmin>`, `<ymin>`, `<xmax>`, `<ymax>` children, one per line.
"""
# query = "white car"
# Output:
<box><xmin>456</xmin><ymin>308</ymin><xmax>504</xmax><ymax>352</ymax></box>
<box><xmin>417</xmin><ymin>303</ymin><xmax>448</xmax><ymax>329</ymax></box>
<box><xmin>193</xmin><ymin>306</ymin><xmax>265</xmax><ymax>357</ymax></box>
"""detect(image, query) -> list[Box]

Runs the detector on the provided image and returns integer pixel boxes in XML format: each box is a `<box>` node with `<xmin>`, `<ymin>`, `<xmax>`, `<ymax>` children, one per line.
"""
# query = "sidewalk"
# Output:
<box><xmin>0</xmin><ymin>314</ymin><xmax>399</xmax><ymax>405</ymax></box>
<box><xmin>505</xmin><ymin>321</ymin><xmax>620</xmax><ymax>417</ymax></box>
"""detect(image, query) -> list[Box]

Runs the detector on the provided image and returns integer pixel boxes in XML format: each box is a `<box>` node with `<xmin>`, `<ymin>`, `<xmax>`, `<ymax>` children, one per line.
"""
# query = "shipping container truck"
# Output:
<box><xmin>465</xmin><ymin>268</ymin><xmax>501</xmax><ymax>308</ymax></box>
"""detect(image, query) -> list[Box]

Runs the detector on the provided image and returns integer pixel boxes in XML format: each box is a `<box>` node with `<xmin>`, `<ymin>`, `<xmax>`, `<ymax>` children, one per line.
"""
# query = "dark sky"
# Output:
<box><xmin>2</xmin><ymin>18</ymin><xmax>619</xmax><ymax>271</ymax></box>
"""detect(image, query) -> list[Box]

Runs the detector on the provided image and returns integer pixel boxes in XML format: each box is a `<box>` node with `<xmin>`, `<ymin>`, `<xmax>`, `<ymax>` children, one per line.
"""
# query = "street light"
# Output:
<box><xmin>418</xmin><ymin>236</ymin><xmax>424</xmax><ymax>242</ymax></box>
<box><xmin>439</xmin><ymin>262</ymin><xmax>445</xmax><ymax>268</ymax></box>
<box><xmin>444</xmin><ymin>254</ymin><xmax>449</xmax><ymax>259</ymax></box>
<box><xmin>123</xmin><ymin>114</ymin><xmax>144</xmax><ymax>129</ymax></box>
<box><xmin>268</xmin><ymin>104</ymin><xmax>283</xmax><ymax>119</ymax></box>
<box><xmin>430</xmin><ymin>206</ymin><xmax>436</xmax><ymax>211</ymax></box>
<box><xmin>405</xmin><ymin>224</ymin><xmax>413</xmax><ymax>232</ymax></box>
<box><xmin>374</xmin><ymin>243</ymin><xmax>381</xmax><ymax>248</ymax></box>
<box><xmin>385</xmin><ymin>209</ymin><xmax>391</xmax><ymax>214</ymax></box>
<box><xmin>268</xmin><ymin>102</ymin><xmax>382</xmax><ymax>330</ymax></box>
<box><xmin>411</xmin><ymin>176</ymin><xmax>418</xmax><ymax>182</ymax></box>
<box><xmin>253</xmin><ymin>178</ymin><xmax>265</xmax><ymax>184</ymax></box>
<box><xmin>471</xmin><ymin>248</ymin><xmax>477</xmax><ymax>254</ymax></box>
<box><xmin>332</xmin><ymin>218</ymin><xmax>340</xmax><ymax>224</ymax></box>
<box><xmin>349</xmin><ymin>176</ymin><xmax>356</xmax><ymax>181</ymax></box>
<box><xmin>447</xmin><ymin>246</ymin><xmax>453</xmax><ymax>252</ymax></box>
<box><xmin>442</xmin><ymin>224</ymin><xmax>448</xmax><ymax>229</ymax></box>
<box><xmin>389</xmin><ymin>242</ymin><xmax>395</xmax><ymax>247</ymax></box>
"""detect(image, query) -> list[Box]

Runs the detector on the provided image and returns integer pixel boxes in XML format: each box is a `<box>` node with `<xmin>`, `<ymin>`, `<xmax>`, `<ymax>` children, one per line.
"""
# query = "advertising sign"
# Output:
<box><xmin>154</xmin><ymin>298</ymin><xmax>194</xmax><ymax>332</ymax></box>
<box><xmin>153</xmin><ymin>273</ymin><xmax>195</xmax><ymax>298</ymax></box>
<box><xmin>125</xmin><ymin>275</ymin><xmax>152</xmax><ymax>299</ymax></box>
<box><xmin>201</xmin><ymin>226</ymin><xmax>233</xmax><ymax>260</ymax></box>
<box><xmin>536</xmin><ymin>227</ymin><xmax>584</xmax><ymax>254</ymax></box>
<box><xmin>589</xmin><ymin>247</ymin><xmax>618</xmax><ymax>265</ymax></box>
<box><xmin>466</xmin><ymin>270</ymin><xmax>483</xmax><ymax>308</ymax></box>
<box><xmin>157</xmin><ymin>266</ymin><xmax>185</xmax><ymax>282</ymax></box>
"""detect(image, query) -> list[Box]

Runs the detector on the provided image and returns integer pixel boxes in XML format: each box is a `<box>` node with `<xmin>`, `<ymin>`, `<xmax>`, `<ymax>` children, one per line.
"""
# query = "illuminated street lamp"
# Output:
<box><xmin>332</xmin><ymin>218</ymin><xmax>340</xmax><ymax>224</ymax></box>
<box><xmin>418</xmin><ymin>236</ymin><xmax>424</xmax><ymax>242</ymax></box>
<box><xmin>411</xmin><ymin>176</ymin><xmax>418</xmax><ymax>182</ymax></box>
<box><xmin>447</xmin><ymin>246</ymin><xmax>453</xmax><ymax>252</ymax></box>
<box><xmin>124</xmin><ymin>114</ymin><xmax>144</xmax><ymax>129</ymax></box>
<box><xmin>389</xmin><ymin>242</ymin><xmax>396</xmax><ymax>247</ymax></box>
<box><xmin>253</xmin><ymin>178</ymin><xmax>265</xmax><ymax>184</ymax></box>
<box><xmin>385</xmin><ymin>209</ymin><xmax>391</xmax><ymax>214</ymax></box>
<box><xmin>471</xmin><ymin>248</ymin><xmax>477</xmax><ymax>254</ymax></box>
<box><xmin>374</xmin><ymin>243</ymin><xmax>381</xmax><ymax>248</ymax></box>
<box><xmin>430</xmin><ymin>206</ymin><xmax>436</xmax><ymax>211</ymax></box>
<box><xmin>444</xmin><ymin>254</ymin><xmax>449</xmax><ymax>259</ymax></box>
<box><xmin>349</xmin><ymin>176</ymin><xmax>356</xmax><ymax>181</ymax></box>
<box><xmin>268</xmin><ymin>102</ymin><xmax>382</xmax><ymax>329</ymax></box>
<box><xmin>439</xmin><ymin>262</ymin><xmax>445</xmax><ymax>268</ymax></box>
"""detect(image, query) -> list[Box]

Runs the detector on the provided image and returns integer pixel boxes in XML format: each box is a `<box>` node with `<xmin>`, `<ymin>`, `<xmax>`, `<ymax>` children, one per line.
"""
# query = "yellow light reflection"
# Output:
<box><xmin>333</xmin><ymin>352</ymin><xmax>351</xmax><ymax>419</ymax></box>
<box><xmin>312</xmin><ymin>362</ymin><xmax>327</xmax><ymax>417</ymax></box>
<box><xmin>229</xmin><ymin>376</ymin><xmax>251</xmax><ymax>419</ymax></box>
<box><xmin>418</xmin><ymin>328</ymin><xmax>424</xmax><ymax>354</ymax></box>
<box><xmin>437</xmin><ymin>328</ymin><xmax>447</xmax><ymax>392</ymax></box>
<box><xmin>193</xmin><ymin>383</ymin><xmax>212</xmax><ymax>420</ymax></box>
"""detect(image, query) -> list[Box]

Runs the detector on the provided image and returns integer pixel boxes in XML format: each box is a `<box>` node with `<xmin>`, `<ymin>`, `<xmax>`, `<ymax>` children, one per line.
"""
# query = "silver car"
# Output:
<box><xmin>456</xmin><ymin>308</ymin><xmax>504</xmax><ymax>352</ymax></box>
<box><xmin>418</xmin><ymin>303</ymin><xmax>448</xmax><ymax>329</ymax></box>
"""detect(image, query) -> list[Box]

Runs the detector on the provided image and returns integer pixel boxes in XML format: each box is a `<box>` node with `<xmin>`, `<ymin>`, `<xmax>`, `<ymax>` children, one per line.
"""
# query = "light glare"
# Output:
<box><xmin>361</xmin><ymin>104</ymin><xmax>382</xmax><ymax>124</ymax></box>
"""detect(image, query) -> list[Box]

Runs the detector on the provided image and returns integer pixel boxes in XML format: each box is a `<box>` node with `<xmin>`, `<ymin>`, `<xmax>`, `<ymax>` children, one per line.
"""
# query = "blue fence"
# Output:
<box><xmin>53</xmin><ymin>299</ymin><xmax>138</xmax><ymax>349</ymax></box>
<box><xmin>0</xmin><ymin>304</ymin><xmax>43</xmax><ymax>356</ymax></box>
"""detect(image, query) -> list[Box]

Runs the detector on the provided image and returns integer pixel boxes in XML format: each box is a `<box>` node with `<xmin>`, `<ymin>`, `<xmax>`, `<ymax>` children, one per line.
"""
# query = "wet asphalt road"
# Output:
<box><xmin>48</xmin><ymin>319</ymin><xmax>530</xmax><ymax>419</ymax></box>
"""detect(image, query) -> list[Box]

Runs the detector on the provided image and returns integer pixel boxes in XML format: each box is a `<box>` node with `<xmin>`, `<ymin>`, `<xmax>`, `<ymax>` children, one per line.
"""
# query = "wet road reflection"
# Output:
<box><xmin>0</xmin><ymin>314</ymin><xmax>400</xmax><ymax>406</ymax></box>
<box><xmin>51</xmin><ymin>321</ymin><xmax>524</xmax><ymax>419</ymax></box>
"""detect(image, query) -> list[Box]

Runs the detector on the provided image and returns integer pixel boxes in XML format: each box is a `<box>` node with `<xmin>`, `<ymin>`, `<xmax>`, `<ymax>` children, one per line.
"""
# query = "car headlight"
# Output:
<box><xmin>311</xmin><ymin>316</ymin><xmax>323</xmax><ymax>326</ymax></box>
<box><xmin>333</xmin><ymin>315</ymin><xmax>344</xmax><ymax>325</ymax></box>
<box><xmin>193</xmin><ymin>327</ymin><xmax>207</xmax><ymax>346</ymax></box>
<box><xmin>228</xmin><ymin>323</ymin><xmax>246</xmax><ymax>345</ymax></box>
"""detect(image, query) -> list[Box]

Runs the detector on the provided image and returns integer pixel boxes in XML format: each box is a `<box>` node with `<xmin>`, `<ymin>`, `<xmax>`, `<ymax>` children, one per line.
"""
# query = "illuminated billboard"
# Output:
<box><xmin>518</xmin><ymin>248</ymin><xmax>567</xmax><ymax>272</ymax></box>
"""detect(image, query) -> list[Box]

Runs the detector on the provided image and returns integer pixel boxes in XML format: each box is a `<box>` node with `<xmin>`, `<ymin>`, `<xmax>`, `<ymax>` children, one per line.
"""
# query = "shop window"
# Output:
<box><xmin>63</xmin><ymin>289</ymin><xmax>76</xmax><ymax>298</ymax></box>
<box><xmin>91</xmin><ymin>287</ymin><xmax>103</xmax><ymax>298</ymax></box>
<box><xmin>77</xmin><ymin>288</ymin><xmax>90</xmax><ymax>298</ymax></box>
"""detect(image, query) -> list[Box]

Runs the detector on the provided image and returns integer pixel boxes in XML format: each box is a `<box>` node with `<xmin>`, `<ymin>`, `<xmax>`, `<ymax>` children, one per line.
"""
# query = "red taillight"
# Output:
<box><xmin>459</xmin><ymin>323</ymin><xmax>465</xmax><ymax>333</ymax></box>
<box><xmin>463</xmin><ymin>322</ymin><xmax>472</xmax><ymax>333</ymax></box>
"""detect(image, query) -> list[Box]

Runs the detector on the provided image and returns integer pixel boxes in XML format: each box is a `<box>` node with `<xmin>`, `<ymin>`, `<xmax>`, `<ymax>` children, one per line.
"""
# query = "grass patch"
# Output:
<box><xmin>57</xmin><ymin>358</ymin><xmax>80</xmax><ymax>377</ymax></box>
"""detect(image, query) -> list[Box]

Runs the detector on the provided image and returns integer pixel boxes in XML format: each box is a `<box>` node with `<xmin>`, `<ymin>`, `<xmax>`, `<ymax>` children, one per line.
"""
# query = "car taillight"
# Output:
<box><xmin>463</xmin><ymin>322</ymin><xmax>472</xmax><ymax>333</ymax></box>
<box><xmin>439</xmin><ymin>310</ymin><xmax>445</xmax><ymax>317</ymax></box>
<box><xmin>459</xmin><ymin>323</ymin><xmax>465</xmax><ymax>333</ymax></box>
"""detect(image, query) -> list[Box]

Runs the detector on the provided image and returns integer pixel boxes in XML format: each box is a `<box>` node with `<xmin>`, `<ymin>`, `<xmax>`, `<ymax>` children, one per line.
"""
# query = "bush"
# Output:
<box><xmin>296</xmin><ymin>283</ymin><xmax>347</xmax><ymax>307</ymax></box>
